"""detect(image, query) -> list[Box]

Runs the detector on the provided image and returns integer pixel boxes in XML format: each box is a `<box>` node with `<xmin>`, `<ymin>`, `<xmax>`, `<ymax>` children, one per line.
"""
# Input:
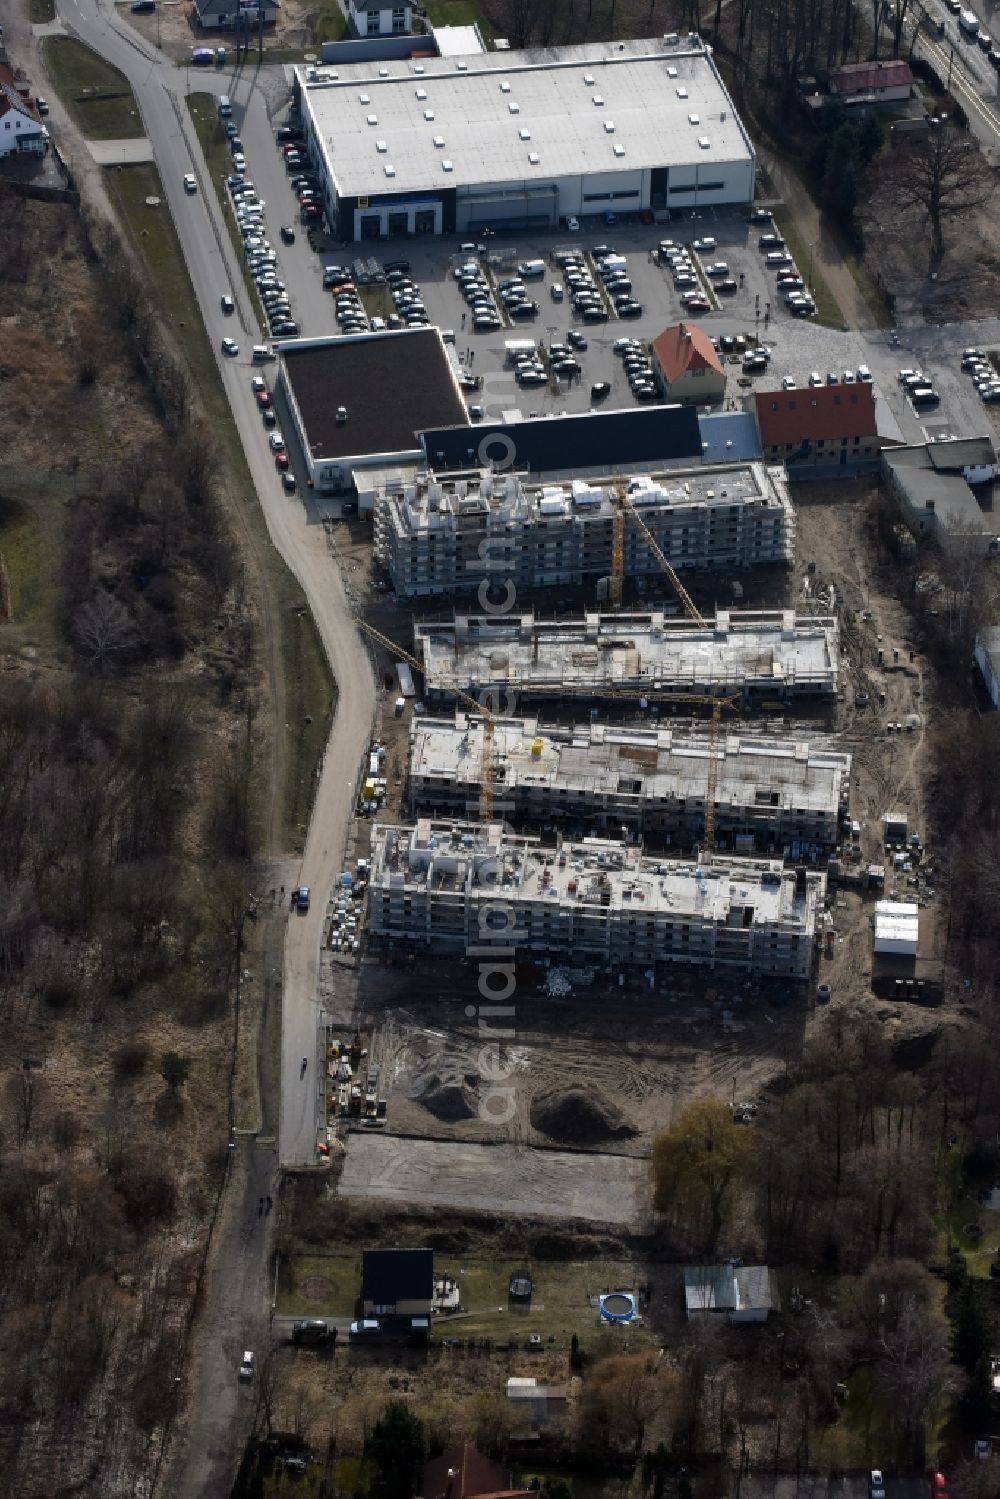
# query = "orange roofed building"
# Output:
<box><xmin>650</xmin><ymin>322</ymin><xmax>727</xmax><ymax>406</ymax></box>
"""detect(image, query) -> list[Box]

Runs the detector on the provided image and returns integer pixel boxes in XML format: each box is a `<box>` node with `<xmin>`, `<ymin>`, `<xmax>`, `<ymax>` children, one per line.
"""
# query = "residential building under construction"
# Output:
<box><xmin>366</xmin><ymin>820</ymin><xmax>826</xmax><ymax>980</ymax></box>
<box><xmin>372</xmin><ymin>464</ymin><xmax>795</xmax><ymax>598</ymax></box>
<box><xmin>413</xmin><ymin>610</ymin><xmax>840</xmax><ymax>702</ymax></box>
<box><xmin>408</xmin><ymin>714</ymin><xmax>851</xmax><ymax>850</ymax></box>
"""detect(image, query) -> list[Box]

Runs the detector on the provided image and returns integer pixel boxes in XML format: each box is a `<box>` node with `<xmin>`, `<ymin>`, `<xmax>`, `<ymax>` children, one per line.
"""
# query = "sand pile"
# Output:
<box><xmin>530</xmin><ymin>1087</ymin><xmax>637</xmax><ymax>1145</ymax></box>
<box><xmin>409</xmin><ymin>1061</ymin><xmax>479</xmax><ymax>1121</ymax></box>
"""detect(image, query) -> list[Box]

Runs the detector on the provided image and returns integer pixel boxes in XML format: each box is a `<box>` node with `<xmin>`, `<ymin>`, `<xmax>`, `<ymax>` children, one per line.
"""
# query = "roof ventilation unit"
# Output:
<box><xmin>528</xmin><ymin>151</ymin><xmax>539</xmax><ymax>164</ymax></box>
<box><xmin>366</xmin><ymin>113</ymin><xmax>378</xmax><ymax>125</ymax></box>
<box><xmin>519</xmin><ymin>127</ymin><xmax>531</xmax><ymax>139</ymax></box>
<box><xmin>442</xmin><ymin>159</ymin><xmax>454</xmax><ymax>171</ymax></box>
<box><xmin>359</xmin><ymin>92</ymin><xmax>370</xmax><ymax>104</ymax></box>
<box><xmin>376</xmin><ymin>140</ymin><xmax>388</xmax><ymax>152</ymax></box>
<box><xmin>604</xmin><ymin>120</ymin><xmax>615</xmax><ymax>132</ymax></box>
<box><xmin>698</xmin><ymin>136</ymin><xmax>711</xmax><ymax>148</ymax></box>
<box><xmin>500</xmin><ymin>80</ymin><xmax>511</xmax><ymax>92</ymax></box>
<box><xmin>613</xmin><ymin>143</ymin><xmax>625</xmax><ymax>156</ymax></box>
<box><xmin>424</xmin><ymin>109</ymin><xmax>435</xmax><ymax>120</ymax></box>
<box><xmin>592</xmin><ymin>93</ymin><xmax>604</xmax><ymax>105</ymax></box>
<box><xmin>336</xmin><ymin>406</ymin><xmax>348</xmax><ymax>424</ymax></box>
<box><xmin>415</xmin><ymin>87</ymin><xmax>427</xmax><ymax>99</ymax></box>
<box><xmin>384</xmin><ymin>163</ymin><xmax>396</xmax><ymax>176</ymax></box>
<box><xmin>508</xmin><ymin>101</ymin><xmax>520</xmax><ymax>113</ymax></box>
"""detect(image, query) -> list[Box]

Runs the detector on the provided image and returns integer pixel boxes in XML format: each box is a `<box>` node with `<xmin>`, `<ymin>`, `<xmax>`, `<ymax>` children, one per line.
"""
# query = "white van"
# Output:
<box><xmin>218</xmin><ymin>94</ymin><xmax>233</xmax><ymax>118</ymax></box>
<box><xmin>251</xmin><ymin>344</ymin><xmax>275</xmax><ymax>363</ymax></box>
<box><xmin>517</xmin><ymin>259</ymin><xmax>545</xmax><ymax>279</ymax></box>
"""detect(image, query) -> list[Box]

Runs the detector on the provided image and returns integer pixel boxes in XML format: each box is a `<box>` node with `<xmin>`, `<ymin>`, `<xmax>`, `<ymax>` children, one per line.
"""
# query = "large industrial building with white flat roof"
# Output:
<box><xmin>414</xmin><ymin>610</ymin><xmax>840</xmax><ymax>703</ymax></box>
<box><xmin>292</xmin><ymin>34</ymin><xmax>756</xmax><ymax>240</ymax></box>
<box><xmin>366</xmin><ymin>820</ymin><xmax>824</xmax><ymax>979</ymax></box>
<box><xmin>409</xmin><ymin>714</ymin><xmax>851</xmax><ymax>849</ymax></box>
<box><xmin>372</xmin><ymin>462</ymin><xmax>794</xmax><ymax>598</ymax></box>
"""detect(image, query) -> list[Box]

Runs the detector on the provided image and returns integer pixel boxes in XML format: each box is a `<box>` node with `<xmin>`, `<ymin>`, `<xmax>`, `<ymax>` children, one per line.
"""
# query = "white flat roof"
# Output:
<box><xmin>433</xmin><ymin>24</ymin><xmax>485</xmax><ymax>57</ymax></box>
<box><xmin>297</xmin><ymin>36</ymin><xmax>752</xmax><ymax>199</ymax></box>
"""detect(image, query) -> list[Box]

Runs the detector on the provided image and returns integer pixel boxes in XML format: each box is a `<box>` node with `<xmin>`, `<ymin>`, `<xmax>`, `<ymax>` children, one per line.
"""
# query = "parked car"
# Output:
<box><xmin>693</xmin><ymin>236</ymin><xmax>716</xmax><ymax>252</ymax></box>
<box><xmin>239</xmin><ymin>1351</ymin><xmax>254</xmax><ymax>1381</ymax></box>
<box><xmin>293</xmin><ymin>1319</ymin><xmax>330</xmax><ymax>1345</ymax></box>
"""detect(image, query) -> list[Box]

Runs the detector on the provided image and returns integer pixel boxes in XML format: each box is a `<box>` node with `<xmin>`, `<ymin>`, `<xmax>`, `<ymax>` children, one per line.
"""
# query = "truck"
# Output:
<box><xmin>395</xmin><ymin>662</ymin><xmax>415</xmax><ymax>697</ymax></box>
<box><xmin>504</xmin><ymin>337</ymin><xmax>538</xmax><ymax>367</ymax></box>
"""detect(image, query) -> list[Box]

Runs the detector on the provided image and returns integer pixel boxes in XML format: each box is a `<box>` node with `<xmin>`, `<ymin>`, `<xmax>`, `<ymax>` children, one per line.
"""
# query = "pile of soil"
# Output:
<box><xmin>409</xmin><ymin>1061</ymin><xmax>479</xmax><ymax>1122</ymax></box>
<box><xmin>530</xmin><ymin>1087</ymin><xmax>637</xmax><ymax>1146</ymax></box>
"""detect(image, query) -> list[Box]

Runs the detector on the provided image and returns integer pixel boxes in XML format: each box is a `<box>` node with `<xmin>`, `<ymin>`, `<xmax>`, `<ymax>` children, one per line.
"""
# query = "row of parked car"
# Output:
<box><xmin>896</xmin><ymin>367</ymin><xmax>940</xmax><ymax>408</ymax></box>
<box><xmin>755</xmin><ymin>227</ymin><xmax>817</xmax><ymax>318</ymax></box>
<box><xmin>276</xmin><ymin>125</ymin><xmax>323</xmax><ymax>228</ymax></box>
<box><xmin>455</xmin><ymin>261</ymin><xmax>514</xmax><ymax>331</ymax></box>
<box><xmin>658</xmin><ymin>239</ymin><xmax>712</xmax><ymax>313</ymax></box>
<box><xmin>250</xmin><ymin>375</ymin><xmax>297</xmax><ymax>493</ymax></box>
<box><xmin>613</xmin><ymin>337</ymin><xmax>659</xmax><ymax>401</ymax></box>
<box><xmin>227</xmin><ymin>170</ymin><xmax>301</xmax><ymax>340</ymax></box>
<box><xmin>960</xmin><ymin>346</ymin><xmax>1000</xmax><ymax>403</ymax></box>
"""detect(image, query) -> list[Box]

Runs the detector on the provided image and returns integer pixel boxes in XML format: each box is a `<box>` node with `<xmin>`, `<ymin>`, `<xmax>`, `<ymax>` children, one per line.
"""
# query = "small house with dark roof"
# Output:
<box><xmin>650</xmin><ymin>322</ymin><xmax>727</xmax><ymax>406</ymax></box>
<box><xmin>751</xmin><ymin>382</ymin><xmax>879</xmax><ymax>478</ymax></box>
<box><xmin>828</xmin><ymin>59</ymin><xmax>913</xmax><ymax>108</ymax></box>
<box><xmin>362</xmin><ymin>1247</ymin><xmax>434</xmax><ymax>1317</ymax></box>
<box><xmin>419</xmin><ymin>1444</ymin><xmax>532</xmax><ymax>1499</ymax></box>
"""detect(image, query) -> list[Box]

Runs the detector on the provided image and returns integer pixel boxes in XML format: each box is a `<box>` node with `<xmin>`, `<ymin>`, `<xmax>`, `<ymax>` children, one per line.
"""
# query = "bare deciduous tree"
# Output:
<box><xmin>74</xmin><ymin>592</ymin><xmax>139</xmax><ymax>673</ymax></box>
<box><xmin>888</xmin><ymin>125</ymin><xmax>991</xmax><ymax>266</ymax></box>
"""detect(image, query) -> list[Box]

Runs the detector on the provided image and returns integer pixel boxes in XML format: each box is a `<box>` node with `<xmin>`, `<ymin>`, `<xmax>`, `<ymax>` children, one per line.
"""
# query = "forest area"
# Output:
<box><xmin>0</xmin><ymin>181</ymin><xmax>264</xmax><ymax>1494</ymax></box>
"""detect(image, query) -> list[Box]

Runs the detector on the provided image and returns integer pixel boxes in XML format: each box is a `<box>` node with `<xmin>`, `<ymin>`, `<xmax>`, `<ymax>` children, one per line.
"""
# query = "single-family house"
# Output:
<box><xmin>752</xmin><ymin>382</ymin><xmax>879</xmax><ymax>477</ymax></box>
<box><xmin>650</xmin><ymin>322</ymin><xmax>727</xmax><ymax>406</ymax></box>
<box><xmin>684</xmin><ymin>1263</ymin><xmax>778</xmax><ymax>1322</ymax></box>
<box><xmin>347</xmin><ymin>0</ymin><xmax>413</xmax><ymax>37</ymax></box>
<box><xmin>193</xmin><ymin>0</ymin><xmax>279</xmax><ymax>30</ymax></box>
<box><xmin>0</xmin><ymin>66</ymin><xmax>46</xmax><ymax>158</ymax></box>
<box><xmin>975</xmin><ymin>626</ymin><xmax>1000</xmax><ymax>709</ymax></box>
<box><xmin>362</xmin><ymin>1247</ymin><xmax>433</xmax><ymax>1318</ymax></box>
<box><xmin>828</xmin><ymin>59</ymin><xmax>914</xmax><ymax>108</ymax></box>
<box><xmin>419</xmin><ymin>1444</ymin><xmax>533</xmax><ymax>1499</ymax></box>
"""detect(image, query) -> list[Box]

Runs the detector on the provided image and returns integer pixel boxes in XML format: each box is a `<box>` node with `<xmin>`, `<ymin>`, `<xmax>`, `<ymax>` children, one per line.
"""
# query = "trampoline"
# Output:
<box><xmin>599</xmin><ymin>1291</ymin><xmax>638</xmax><ymax>1324</ymax></box>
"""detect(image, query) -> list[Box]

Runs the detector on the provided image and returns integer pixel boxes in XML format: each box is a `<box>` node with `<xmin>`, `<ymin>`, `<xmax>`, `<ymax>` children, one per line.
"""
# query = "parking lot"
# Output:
<box><xmin>223</xmin><ymin>94</ymin><xmax>1000</xmax><ymax>460</ymax></box>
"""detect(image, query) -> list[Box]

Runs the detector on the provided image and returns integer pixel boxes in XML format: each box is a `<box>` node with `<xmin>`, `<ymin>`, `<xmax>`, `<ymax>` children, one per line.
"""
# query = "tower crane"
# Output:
<box><xmin>354</xmin><ymin>616</ymin><xmax>500</xmax><ymax>822</ymax></box>
<box><xmin>520</xmin><ymin>680</ymin><xmax>740</xmax><ymax>857</ymax></box>
<box><xmin>605</xmin><ymin>483</ymin><xmax>736</xmax><ymax>854</ymax></box>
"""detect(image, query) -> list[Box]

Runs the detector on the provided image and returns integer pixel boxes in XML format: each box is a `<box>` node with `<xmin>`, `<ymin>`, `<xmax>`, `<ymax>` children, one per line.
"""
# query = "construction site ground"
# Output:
<box><xmin>314</xmin><ymin>481</ymin><xmax>948</xmax><ymax>1184</ymax></box>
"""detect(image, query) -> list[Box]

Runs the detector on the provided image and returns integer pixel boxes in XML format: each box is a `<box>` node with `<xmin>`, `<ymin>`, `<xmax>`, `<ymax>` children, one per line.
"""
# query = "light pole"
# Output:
<box><xmin>807</xmin><ymin>240</ymin><xmax>815</xmax><ymax>293</ymax></box>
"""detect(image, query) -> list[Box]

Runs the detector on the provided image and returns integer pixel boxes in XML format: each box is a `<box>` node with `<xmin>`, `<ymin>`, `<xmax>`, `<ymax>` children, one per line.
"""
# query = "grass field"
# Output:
<box><xmin>42</xmin><ymin>37</ymin><xmax>144</xmax><ymax>140</ymax></box>
<box><xmin>423</xmin><ymin>0</ymin><xmax>494</xmax><ymax>41</ymax></box>
<box><xmin>0</xmin><ymin>473</ymin><xmax>75</xmax><ymax>650</ymax></box>
<box><xmin>187</xmin><ymin>95</ymin><xmax>265</xmax><ymax>331</ymax></box>
<box><xmin>278</xmin><ymin>1252</ymin><xmax>361</xmax><ymax>1317</ymax></box>
<box><xmin>278</xmin><ymin>1252</ymin><xmax>650</xmax><ymax>1344</ymax></box>
<box><xmin>104</xmin><ymin>161</ymin><xmax>333</xmax><ymax>850</ymax></box>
